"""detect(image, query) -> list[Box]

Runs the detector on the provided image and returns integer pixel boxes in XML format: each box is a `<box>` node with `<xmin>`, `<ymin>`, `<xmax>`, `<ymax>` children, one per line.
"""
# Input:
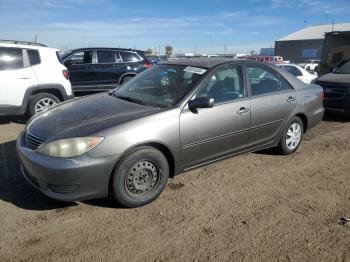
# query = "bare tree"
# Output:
<box><xmin>165</xmin><ymin>45</ymin><xmax>173</xmax><ymax>58</ymax></box>
<box><xmin>145</xmin><ymin>48</ymin><xmax>153</xmax><ymax>56</ymax></box>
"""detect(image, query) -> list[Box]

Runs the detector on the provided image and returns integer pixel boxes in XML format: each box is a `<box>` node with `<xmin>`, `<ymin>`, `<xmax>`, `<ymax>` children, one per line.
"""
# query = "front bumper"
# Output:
<box><xmin>16</xmin><ymin>131</ymin><xmax>119</xmax><ymax>201</ymax></box>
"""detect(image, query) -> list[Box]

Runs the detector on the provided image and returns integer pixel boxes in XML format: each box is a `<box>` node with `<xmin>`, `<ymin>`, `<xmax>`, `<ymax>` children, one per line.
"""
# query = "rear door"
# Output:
<box><xmin>0</xmin><ymin>47</ymin><xmax>37</xmax><ymax>107</ymax></box>
<box><xmin>245</xmin><ymin>63</ymin><xmax>298</xmax><ymax>147</ymax></box>
<box><xmin>63</xmin><ymin>50</ymin><xmax>95</xmax><ymax>91</ymax></box>
<box><xmin>180</xmin><ymin>64</ymin><xmax>250</xmax><ymax>169</ymax></box>
<box><xmin>94</xmin><ymin>49</ymin><xmax>121</xmax><ymax>90</ymax></box>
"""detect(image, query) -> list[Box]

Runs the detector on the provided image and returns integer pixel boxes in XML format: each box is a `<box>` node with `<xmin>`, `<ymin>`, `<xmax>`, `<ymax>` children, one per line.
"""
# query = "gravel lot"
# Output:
<box><xmin>0</xmin><ymin>114</ymin><xmax>349</xmax><ymax>261</ymax></box>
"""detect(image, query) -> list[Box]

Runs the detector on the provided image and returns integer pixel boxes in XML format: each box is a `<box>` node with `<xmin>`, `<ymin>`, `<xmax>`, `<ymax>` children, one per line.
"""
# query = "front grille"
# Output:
<box><xmin>26</xmin><ymin>132</ymin><xmax>46</xmax><ymax>150</ymax></box>
<box><xmin>48</xmin><ymin>184</ymin><xmax>79</xmax><ymax>194</ymax></box>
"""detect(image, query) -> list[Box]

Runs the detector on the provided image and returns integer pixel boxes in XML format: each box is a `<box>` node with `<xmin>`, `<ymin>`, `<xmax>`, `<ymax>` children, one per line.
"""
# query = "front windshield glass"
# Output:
<box><xmin>113</xmin><ymin>65</ymin><xmax>207</xmax><ymax>107</ymax></box>
<box><xmin>335</xmin><ymin>60</ymin><xmax>350</xmax><ymax>74</ymax></box>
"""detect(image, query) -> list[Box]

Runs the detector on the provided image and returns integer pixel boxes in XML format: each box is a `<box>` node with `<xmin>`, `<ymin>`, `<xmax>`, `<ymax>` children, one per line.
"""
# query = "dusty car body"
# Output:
<box><xmin>17</xmin><ymin>58</ymin><xmax>324</xmax><ymax>207</ymax></box>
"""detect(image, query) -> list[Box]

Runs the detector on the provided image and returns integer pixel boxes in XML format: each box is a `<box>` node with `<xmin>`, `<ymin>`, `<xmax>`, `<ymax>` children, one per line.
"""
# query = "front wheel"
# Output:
<box><xmin>277</xmin><ymin>116</ymin><xmax>304</xmax><ymax>155</ymax></box>
<box><xmin>111</xmin><ymin>146</ymin><xmax>169</xmax><ymax>208</ymax></box>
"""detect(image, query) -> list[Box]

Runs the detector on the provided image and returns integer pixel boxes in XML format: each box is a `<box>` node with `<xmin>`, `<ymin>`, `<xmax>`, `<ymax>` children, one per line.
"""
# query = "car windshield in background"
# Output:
<box><xmin>113</xmin><ymin>65</ymin><xmax>206</xmax><ymax>107</ymax></box>
<box><xmin>335</xmin><ymin>60</ymin><xmax>350</xmax><ymax>74</ymax></box>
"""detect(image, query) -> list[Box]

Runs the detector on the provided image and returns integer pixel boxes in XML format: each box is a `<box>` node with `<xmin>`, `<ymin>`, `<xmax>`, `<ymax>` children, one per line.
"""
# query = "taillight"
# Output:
<box><xmin>63</xmin><ymin>70</ymin><xmax>69</xmax><ymax>80</ymax></box>
<box><xmin>144</xmin><ymin>63</ymin><xmax>152</xmax><ymax>69</ymax></box>
<box><xmin>320</xmin><ymin>90</ymin><xmax>324</xmax><ymax>101</ymax></box>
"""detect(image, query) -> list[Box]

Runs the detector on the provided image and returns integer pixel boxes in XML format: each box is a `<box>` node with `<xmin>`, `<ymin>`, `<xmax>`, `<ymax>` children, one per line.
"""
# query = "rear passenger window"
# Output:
<box><xmin>283</xmin><ymin>66</ymin><xmax>302</xmax><ymax>77</ymax></box>
<box><xmin>97</xmin><ymin>50</ymin><xmax>116</xmax><ymax>63</ymax></box>
<box><xmin>119</xmin><ymin>51</ymin><xmax>141</xmax><ymax>62</ymax></box>
<box><xmin>246</xmin><ymin>64</ymin><xmax>293</xmax><ymax>96</ymax></box>
<box><xmin>27</xmin><ymin>49</ymin><xmax>41</xmax><ymax>66</ymax></box>
<box><xmin>0</xmin><ymin>47</ymin><xmax>24</xmax><ymax>71</ymax></box>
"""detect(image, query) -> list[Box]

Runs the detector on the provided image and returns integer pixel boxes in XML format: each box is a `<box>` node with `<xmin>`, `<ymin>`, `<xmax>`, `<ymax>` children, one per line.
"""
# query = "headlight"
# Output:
<box><xmin>37</xmin><ymin>137</ymin><xmax>104</xmax><ymax>157</ymax></box>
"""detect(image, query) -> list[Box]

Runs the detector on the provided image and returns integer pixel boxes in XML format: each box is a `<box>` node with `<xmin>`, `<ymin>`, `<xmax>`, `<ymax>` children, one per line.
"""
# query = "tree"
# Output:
<box><xmin>165</xmin><ymin>45</ymin><xmax>173</xmax><ymax>58</ymax></box>
<box><xmin>145</xmin><ymin>48</ymin><xmax>153</xmax><ymax>56</ymax></box>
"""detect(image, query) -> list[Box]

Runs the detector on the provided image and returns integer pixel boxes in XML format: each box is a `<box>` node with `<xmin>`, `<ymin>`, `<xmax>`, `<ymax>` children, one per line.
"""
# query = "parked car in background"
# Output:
<box><xmin>61</xmin><ymin>48</ymin><xmax>151</xmax><ymax>93</ymax></box>
<box><xmin>0</xmin><ymin>41</ymin><xmax>73</xmax><ymax>117</ymax></box>
<box><xmin>299</xmin><ymin>59</ymin><xmax>321</xmax><ymax>72</ymax></box>
<box><xmin>277</xmin><ymin>63</ymin><xmax>317</xmax><ymax>84</ymax></box>
<box><xmin>17</xmin><ymin>58</ymin><xmax>324</xmax><ymax>207</ymax></box>
<box><xmin>318</xmin><ymin>45</ymin><xmax>350</xmax><ymax>76</ymax></box>
<box><xmin>315</xmin><ymin>60</ymin><xmax>350</xmax><ymax>116</ymax></box>
<box><xmin>146</xmin><ymin>56</ymin><xmax>160</xmax><ymax>65</ymax></box>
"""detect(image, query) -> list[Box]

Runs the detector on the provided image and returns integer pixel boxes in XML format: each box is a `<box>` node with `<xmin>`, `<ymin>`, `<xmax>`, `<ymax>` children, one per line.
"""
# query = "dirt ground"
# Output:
<box><xmin>0</xmin><ymin>114</ymin><xmax>349</xmax><ymax>262</ymax></box>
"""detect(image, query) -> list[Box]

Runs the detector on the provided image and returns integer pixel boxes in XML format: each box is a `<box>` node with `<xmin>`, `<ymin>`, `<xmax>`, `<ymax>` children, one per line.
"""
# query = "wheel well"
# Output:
<box><xmin>295</xmin><ymin>113</ymin><xmax>308</xmax><ymax>133</ymax></box>
<box><xmin>138</xmin><ymin>142</ymin><xmax>175</xmax><ymax>178</ymax></box>
<box><xmin>119</xmin><ymin>74</ymin><xmax>137</xmax><ymax>84</ymax></box>
<box><xmin>30</xmin><ymin>89</ymin><xmax>64</xmax><ymax>101</ymax></box>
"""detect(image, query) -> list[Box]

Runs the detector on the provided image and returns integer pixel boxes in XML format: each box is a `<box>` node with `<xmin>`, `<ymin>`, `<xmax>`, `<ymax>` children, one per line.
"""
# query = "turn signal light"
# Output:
<box><xmin>144</xmin><ymin>63</ymin><xmax>152</xmax><ymax>69</ymax></box>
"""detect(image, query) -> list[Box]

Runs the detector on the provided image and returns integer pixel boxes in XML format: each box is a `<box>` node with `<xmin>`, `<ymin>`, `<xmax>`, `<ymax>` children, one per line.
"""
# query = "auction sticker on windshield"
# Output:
<box><xmin>184</xmin><ymin>66</ymin><xmax>207</xmax><ymax>75</ymax></box>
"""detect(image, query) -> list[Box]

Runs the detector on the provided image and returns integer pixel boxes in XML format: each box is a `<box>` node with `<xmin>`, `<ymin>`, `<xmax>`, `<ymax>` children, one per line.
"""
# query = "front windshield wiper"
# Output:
<box><xmin>113</xmin><ymin>94</ymin><xmax>147</xmax><ymax>106</ymax></box>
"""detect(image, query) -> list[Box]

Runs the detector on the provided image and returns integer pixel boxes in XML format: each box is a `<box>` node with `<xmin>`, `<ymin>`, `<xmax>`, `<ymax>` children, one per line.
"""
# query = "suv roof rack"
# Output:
<box><xmin>0</xmin><ymin>40</ymin><xmax>47</xmax><ymax>47</ymax></box>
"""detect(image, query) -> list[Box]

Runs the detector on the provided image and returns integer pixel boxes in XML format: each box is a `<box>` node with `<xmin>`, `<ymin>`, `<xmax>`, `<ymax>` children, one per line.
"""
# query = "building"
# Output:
<box><xmin>275</xmin><ymin>23</ymin><xmax>350</xmax><ymax>63</ymax></box>
<box><xmin>260</xmin><ymin>48</ymin><xmax>274</xmax><ymax>56</ymax></box>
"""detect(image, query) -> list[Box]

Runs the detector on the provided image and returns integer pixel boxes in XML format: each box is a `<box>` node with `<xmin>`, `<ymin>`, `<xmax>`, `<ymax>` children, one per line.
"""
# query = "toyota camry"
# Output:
<box><xmin>17</xmin><ymin>58</ymin><xmax>324</xmax><ymax>207</ymax></box>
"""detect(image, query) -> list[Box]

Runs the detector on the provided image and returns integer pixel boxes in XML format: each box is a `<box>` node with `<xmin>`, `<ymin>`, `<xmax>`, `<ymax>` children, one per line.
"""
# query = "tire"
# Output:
<box><xmin>111</xmin><ymin>146</ymin><xmax>169</xmax><ymax>208</ymax></box>
<box><xmin>277</xmin><ymin>116</ymin><xmax>304</xmax><ymax>155</ymax></box>
<box><xmin>28</xmin><ymin>93</ymin><xmax>60</xmax><ymax>117</ymax></box>
<box><xmin>121</xmin><ymin>76</ymin><xmax>133</xmax><ymax>84</ymax></box>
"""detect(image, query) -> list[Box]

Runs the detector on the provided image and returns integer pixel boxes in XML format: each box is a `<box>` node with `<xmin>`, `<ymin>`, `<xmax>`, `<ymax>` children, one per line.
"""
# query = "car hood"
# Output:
<box><xmin>317</xmin><ymin>73</ymin><xmax>350</xmax><ymax>85</ymax></box>
<box><xmin>26</xmin><ymin>93</ymin><xmax>162</xmax><ymax>141</ymax></box>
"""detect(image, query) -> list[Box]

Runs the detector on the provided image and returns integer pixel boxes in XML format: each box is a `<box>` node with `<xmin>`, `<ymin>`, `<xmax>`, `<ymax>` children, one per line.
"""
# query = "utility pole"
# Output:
<box><xmin>332</xmin><ymin>18</ymin><xmax>335</xmax><ymax>31</ymax></box>
<box><xmin>224</xmin><ymin>41</ymin><xmax>227</xmax><ymax>55</ymax></box>
<box><xmin>34</xmin><ymin>34</ymin><xmax>37</xmax><ymax>43</ymax></box>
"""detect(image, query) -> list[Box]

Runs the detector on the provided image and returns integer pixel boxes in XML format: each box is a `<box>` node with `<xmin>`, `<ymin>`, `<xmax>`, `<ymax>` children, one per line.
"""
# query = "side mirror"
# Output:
<box><xmin>188</xmin><ymin>97</ymin><xmax>214</xmax><ymax>111</ymax></box>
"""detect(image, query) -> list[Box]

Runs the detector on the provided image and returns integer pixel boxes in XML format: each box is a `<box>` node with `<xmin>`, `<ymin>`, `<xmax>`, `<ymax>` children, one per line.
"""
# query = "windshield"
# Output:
<box><xmin>113</xmin><ymin>64</ymin><xmax>207</xmax><ymax>107</ymax></box>
<box><xmin>335</xmin><ymin>60</ymin><xmax>350</xmax><ymax>74</ymax></box>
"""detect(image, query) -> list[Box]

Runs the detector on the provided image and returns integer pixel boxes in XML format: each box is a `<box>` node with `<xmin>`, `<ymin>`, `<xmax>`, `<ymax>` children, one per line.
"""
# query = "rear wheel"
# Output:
<box><xmin>28</xmin><ymin>93</ymin><xmax>60</xmax><ymax>117</ymax></box>
<box><xmin>277</xmin><ymin>116</ymin><xmax>304</xmax><ymax>155</ymax></box>
<box><xmin>111</xmin><ymin>146</ymin><xmax>169</xmax><ymax>208</ymax></box>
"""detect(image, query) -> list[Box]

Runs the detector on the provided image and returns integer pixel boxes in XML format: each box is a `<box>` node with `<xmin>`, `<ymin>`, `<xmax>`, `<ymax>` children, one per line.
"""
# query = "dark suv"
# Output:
<box><xmin>61</xmin><ymin>48</ymin><xmax>151</xmax><ymax>92</ymax></box>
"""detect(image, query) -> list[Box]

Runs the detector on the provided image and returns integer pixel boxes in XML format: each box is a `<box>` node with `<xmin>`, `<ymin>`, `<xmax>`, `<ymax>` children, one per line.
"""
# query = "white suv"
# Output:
<box><xmin>0</xmin><ymin>41</ymin><xmax>73</xmax><ymax>117</ymax></box>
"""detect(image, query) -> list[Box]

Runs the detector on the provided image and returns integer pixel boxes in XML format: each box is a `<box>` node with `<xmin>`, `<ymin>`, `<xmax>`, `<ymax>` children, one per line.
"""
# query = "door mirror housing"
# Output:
<box><xmin>188</xmin><ymin>97</ymin><xmax>214</xmax><ymax>110</ymax></box>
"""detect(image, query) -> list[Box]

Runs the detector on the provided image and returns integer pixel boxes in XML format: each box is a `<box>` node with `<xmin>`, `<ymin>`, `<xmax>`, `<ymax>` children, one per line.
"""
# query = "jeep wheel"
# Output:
<box><xmin>28</xmin><ymin>93</ymin><xmax>60</xmax><ymax>117</ymax></box>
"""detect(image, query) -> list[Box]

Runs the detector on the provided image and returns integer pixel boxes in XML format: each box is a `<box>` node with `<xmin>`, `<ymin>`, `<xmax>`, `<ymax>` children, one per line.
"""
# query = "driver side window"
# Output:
<box><xmin>196</xmin><ymin>65</ymin><xmax>245</xmax><ymax>104</ymax></box>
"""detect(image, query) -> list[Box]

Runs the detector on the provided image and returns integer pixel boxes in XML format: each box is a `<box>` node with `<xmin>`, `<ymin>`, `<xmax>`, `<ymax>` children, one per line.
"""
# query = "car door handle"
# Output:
<box><xmin>287</xmin><ymin>96</ymin><xmax>296</xmax><ymax>103</ymax></box>
<box><xmin>17</xmin><ymin>77</ymin><xmax>32</xmax><ymax>79</ymax></box>
<box><xmin>237</xmin><ymin>107</ymin><xmax>249</xmax><ymax>114</ymax></box>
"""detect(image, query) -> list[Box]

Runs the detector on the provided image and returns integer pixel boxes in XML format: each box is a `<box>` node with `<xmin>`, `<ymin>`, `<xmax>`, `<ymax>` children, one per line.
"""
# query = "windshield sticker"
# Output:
<box><xmin>184</xmin><ymin>66</ymin><xmax>207</xmax><ymax>75</ymax></box>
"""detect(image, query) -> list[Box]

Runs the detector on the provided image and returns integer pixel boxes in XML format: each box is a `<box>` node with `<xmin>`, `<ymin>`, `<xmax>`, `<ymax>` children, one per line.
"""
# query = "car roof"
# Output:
<box><xmin>0</xmin><ymin>43</ymin><xmax>52</xmax><ymax>50</ymax></box>
<box><xmin>160</xmin><ymin>58</ymin><xmax>249</xmax><ymax>69</ymax></box>
<box><xmin>66</xmin><ymin>47</ymin><xmax>145</xmax><ymax>53</ymax></box>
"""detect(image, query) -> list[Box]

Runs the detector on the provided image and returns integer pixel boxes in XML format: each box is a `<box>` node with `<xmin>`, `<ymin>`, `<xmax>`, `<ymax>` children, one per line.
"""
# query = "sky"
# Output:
<box><xmin>0</xmin><ymin>0</ymin><xmax>349</xmax><ymax>54</ymax></box>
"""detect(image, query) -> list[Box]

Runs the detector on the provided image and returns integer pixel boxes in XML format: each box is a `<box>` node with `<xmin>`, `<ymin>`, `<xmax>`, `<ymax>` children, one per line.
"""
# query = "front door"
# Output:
<box><xmin>180</xmin><ymin>64</ymin><xmax>250</xmax><ymax>169</ymax></box>
<box><xmin>64</xmin><ymin>50</ymin><xmax>95</xmax><ymax>91</ymax></box>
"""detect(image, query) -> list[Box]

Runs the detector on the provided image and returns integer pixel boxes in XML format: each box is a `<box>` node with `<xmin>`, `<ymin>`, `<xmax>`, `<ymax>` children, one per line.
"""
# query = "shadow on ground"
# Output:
<box><xmin>0</xmin><ymin>140</ymin><xmax>76</xmax><ymax>211</ymax></box>
<box><xmin>0</xmin><ymin>116</ymin><xmax>27</xmax><ymax>125</ymax></box>
<box><xmin>323</xmin><ymin>113</ymin><xmax>350</xmax><ymax>123</ymax></box>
